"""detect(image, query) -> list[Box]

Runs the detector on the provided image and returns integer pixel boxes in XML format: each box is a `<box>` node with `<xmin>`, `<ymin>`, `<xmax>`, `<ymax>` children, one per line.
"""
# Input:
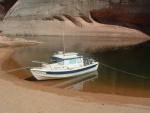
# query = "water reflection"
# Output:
<box><xmin>51</xmin><ymin>71</ymin><xmax>98</xmax><ymax>91</ymax></box>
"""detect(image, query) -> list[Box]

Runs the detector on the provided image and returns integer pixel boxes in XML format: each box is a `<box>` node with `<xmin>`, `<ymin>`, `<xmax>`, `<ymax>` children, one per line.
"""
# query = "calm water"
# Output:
<box><xmin>5</xmin><ymin>35</ymin><xmax>150</xmax><ymax>97</ymax></box>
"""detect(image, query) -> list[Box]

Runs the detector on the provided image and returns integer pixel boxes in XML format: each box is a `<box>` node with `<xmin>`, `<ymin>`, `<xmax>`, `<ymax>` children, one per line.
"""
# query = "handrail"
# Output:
<box><xmin>32</xmin><ymin>61</ymin><xmax>46</xmax><ymax>64</ymax></box>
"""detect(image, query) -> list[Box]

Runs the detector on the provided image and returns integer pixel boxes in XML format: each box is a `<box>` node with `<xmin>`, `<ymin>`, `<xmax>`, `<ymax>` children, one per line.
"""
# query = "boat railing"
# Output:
<box><xmin>63</xmin><ymin>66</ymin><xmax>72</xmax><ymax>70</ymax></box>
<box><xmin>32</xmin><ymin>61</ymin><xmax>46</xmax><ymax>64</ymax></box>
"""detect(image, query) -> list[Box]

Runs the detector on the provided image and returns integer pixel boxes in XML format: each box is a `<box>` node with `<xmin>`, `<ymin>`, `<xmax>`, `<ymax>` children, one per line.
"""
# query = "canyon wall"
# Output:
<box><xmin>0</xmin><ymin>0</ymin><xmax>149</xmax><ymax>37</ymax></box>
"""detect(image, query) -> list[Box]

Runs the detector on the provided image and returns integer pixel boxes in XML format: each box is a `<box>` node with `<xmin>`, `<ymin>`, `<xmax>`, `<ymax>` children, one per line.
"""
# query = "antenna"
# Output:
<box><xmin>62</xmin><ymin>22</ymin><xmax>66</xmax><ymax>54</ymax></box>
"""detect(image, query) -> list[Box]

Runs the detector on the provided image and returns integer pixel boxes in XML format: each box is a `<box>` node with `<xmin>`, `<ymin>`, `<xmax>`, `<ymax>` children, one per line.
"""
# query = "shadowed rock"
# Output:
<box><xmin>63</xmin><ymin>14</ymin><xmax>82</xmax><ymax>27</ymax></box>
<box><xmin>79</xmin><ymin>14</ymin><xmax>93</xmax><ymax>23</ymax></box>
<box><xmin>53</xmin><ymin>15</ymin><xmax>64</xmax><ymax>21</ymax></box>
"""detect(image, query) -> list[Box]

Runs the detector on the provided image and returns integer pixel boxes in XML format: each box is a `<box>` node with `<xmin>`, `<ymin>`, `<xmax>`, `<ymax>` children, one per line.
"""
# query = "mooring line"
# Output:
<box><xmin>0</xmin><ymin>67</ymin><xmax>31</xmax><ymax>74</ymax></box>
<box><xmin>13</xmin><ymin>57</ymin><xmax>34</xmax><ymax>62</ymax></box>
<box><xmin>99</xmin><ymin>62</ymin><xmax>150</xmax><ymax>80</ymax></box>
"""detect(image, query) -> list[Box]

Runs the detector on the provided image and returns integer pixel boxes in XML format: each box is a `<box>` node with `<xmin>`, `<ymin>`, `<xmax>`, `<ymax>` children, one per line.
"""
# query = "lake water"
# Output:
<box><xmin>4</xmin><ymin>35</ymin><xmax>150</xmax><ymax>97</ymax></box>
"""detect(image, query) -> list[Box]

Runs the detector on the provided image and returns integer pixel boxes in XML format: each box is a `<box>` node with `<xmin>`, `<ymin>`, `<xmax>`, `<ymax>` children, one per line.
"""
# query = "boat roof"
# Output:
<box><xmin>51</xmin><ymin>52</ymin><xmax>82</xmax><ymax>59</ymax></box>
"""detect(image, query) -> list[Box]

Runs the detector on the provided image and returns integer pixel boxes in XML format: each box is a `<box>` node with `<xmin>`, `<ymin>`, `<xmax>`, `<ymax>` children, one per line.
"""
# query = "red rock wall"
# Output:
<box><xmin>90</xmin><ymin>2</ymin><xmax>150</xmax><ymax>35</ymax></box>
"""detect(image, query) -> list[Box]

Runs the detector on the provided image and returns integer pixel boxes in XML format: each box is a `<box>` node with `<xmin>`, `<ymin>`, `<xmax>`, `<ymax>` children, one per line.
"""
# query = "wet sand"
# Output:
<box><xmin>0</xmin><ymin>48</ymin><xmax>150</xmax><ymax>113</ymax></box>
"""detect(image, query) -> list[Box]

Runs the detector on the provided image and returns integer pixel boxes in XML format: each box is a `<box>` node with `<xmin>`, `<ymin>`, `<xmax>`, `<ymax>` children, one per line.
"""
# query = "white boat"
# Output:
<box><xmin>30</xmin><ymin>51</ymin><xmax>99</xmax><ymax>80</ymax></box>
<box><xmin>30</xmin><ymin>23</ymin><xmax>98</xmax><ymax>80</ymax></box>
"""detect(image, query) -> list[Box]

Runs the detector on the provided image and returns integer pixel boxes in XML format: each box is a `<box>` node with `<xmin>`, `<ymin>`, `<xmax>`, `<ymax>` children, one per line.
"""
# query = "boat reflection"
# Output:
<box><xmin>51</xmin><ymin>71</ymin><xmax>98</xmax><ymax>91</ymax></box>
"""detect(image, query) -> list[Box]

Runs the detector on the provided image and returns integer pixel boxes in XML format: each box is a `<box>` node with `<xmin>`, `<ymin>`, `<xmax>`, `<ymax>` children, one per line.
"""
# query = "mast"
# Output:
<box><xmin>62</xmin><ymin>22</ymin><xmax>66</xmax><ymax>54</ymax></box>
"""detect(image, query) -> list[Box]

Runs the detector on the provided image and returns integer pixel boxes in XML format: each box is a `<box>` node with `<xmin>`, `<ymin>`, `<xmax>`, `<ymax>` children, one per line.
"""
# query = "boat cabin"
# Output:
<box><xmin>50</xmin><ymin>52</ymin><xmax>84</xmax><ymax>68</ymax></box>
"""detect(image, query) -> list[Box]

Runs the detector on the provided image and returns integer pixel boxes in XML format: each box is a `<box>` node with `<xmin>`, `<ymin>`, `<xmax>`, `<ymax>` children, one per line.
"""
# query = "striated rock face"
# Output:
<box><xmin>3</xmin><ymin>0</ymin><xmax>110</xmax><ymax>26</ymax></box>
<box><xmin>0</xmin><ymin>0</ymin><xmax>150</xmax><ymax>37</ymax></box>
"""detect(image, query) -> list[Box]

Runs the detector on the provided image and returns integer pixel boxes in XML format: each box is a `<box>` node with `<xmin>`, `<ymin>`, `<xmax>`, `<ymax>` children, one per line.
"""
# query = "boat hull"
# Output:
<box><xmin>30</xmin><ymin>63</ymin><xmax>99</xmax><ymax>80</ymax></box>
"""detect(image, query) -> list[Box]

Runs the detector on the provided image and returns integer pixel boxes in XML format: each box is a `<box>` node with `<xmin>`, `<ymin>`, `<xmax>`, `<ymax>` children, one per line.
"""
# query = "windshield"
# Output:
<box><xmin>50</xmin><ymin>57</ymin><xmax>57</xmax><ymax>63</ymax></box>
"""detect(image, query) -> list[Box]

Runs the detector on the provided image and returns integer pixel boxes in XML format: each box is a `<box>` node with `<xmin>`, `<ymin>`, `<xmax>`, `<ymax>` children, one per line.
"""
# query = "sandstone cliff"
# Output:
<box><xmin>0</xmin><ymin>0</ymin><xmax>149</xmax><ymax>37</ymax></box>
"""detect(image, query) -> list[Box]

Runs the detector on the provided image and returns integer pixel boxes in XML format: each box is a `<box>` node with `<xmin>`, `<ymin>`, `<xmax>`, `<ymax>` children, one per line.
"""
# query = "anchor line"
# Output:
<box><xmin>0</xmin><ymin>67</ymin><xmax>31</xmax><ymax>74</ymax></box>
<box><xmin>99</xmin><ymin>62</ymin><xmax>150</xmax><ymax>80</ymax></box>
<box><xmin>12</xmin><ymin>57</ymin><xmax>35</xmax><ymax>62</ymax></box>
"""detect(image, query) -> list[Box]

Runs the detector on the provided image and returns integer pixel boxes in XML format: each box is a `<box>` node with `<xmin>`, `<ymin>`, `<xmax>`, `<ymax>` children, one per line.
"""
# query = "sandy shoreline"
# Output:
<box><xmin>0</xmin><ymin>48</ymin><xmax>150</xmax><ymax>113</ymax></box>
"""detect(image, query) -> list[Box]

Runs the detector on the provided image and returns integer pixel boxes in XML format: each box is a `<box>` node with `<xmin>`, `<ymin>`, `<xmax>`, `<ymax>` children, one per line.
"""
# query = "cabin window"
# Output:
<box><xmin>64</xmin><ymin>59</ymin><xmax>70</xmax><ymax>65</ymax></box>
<box><xmin>76</xmin><ymin>58</ymin><xmax>82</xmax><ymax>63</ymax></box>
<box><xmin>64</xmin><ymin>59</ymin><xmax>77</xmax><ymax>65</ymax></box>
<box><xmin>70</xmin><ymin>59</ymin><xmax>76</xmax><ymax>64</ymax></box>
<box><xmin>57</xmin><ymin>59</ymin><xmax>64</xmax><ymax>65</ymax></box>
